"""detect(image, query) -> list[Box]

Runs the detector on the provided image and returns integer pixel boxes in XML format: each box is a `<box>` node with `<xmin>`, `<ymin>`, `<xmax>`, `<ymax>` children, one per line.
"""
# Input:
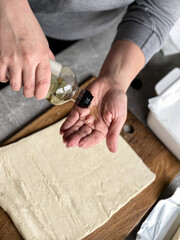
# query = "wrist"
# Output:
<box><xmin>92</xmin><ymin>75</ymin><xmax>127</xmax><ymax>97</ymax></box>
<box><xmin>98</xmin><ymin>71</ymin><xmax>131</xmax><ymax>94</ymax></box>
<box><xmin>99</xmin><ymin>40</ymin><xmax>145</xmax><ymax>92</ymax></box>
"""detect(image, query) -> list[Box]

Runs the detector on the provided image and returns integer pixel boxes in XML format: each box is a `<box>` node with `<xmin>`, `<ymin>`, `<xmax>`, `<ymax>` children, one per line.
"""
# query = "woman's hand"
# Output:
<box><xmin>60</xmin><ymin>77</ymin><xmax>127</xmax><ymax>152</ymax></box>
<box><xmin>0</xmin><ymin>0</ymin><xmax>54</xmax><ymax>99</ymax></box>
<box><xmin>60</xmin><ymin>40</ymin><xmax>145</xmax><ymax>152</ymax></box>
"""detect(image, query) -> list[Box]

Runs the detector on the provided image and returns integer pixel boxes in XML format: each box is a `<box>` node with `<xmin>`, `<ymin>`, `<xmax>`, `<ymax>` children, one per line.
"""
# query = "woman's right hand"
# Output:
<box><xmin>0</xmin><ymin>0</ymin><xmax>54</xmax><ymax>99</ymax></box>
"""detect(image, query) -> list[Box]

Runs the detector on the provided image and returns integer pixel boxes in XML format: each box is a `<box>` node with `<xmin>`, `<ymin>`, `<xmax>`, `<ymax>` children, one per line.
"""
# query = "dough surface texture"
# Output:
<box><xmin>0</xmin><ymin>121</ymin><xmax>155</xmax><ymax>240</ymax></box>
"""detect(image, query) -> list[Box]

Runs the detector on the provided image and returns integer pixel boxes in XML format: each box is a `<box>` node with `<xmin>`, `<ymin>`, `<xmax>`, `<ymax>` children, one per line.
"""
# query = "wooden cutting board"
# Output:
<box><xmin>0</xmin><ymin>77</ymin><xmax>180</xmax><ymax>240</ymax></box>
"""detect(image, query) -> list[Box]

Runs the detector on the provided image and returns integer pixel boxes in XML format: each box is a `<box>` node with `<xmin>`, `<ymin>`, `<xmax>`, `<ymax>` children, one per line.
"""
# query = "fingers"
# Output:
<box><xmin>60</xmin><ymin>109</ymin><xmax>80</xmax><ymax>134</ymax></box>
<box><xmin>63</xmin><ymin>120</ymin><xmax>84</xmax><ymax>141</ymax></box>
<box><xmin>106</xmin><ymin>116</ymin><xmax>125</xmax><ymax>153</ymax></box>
<box><xmin>0</xmin><ymin>56</ymin><xmax>51</xmax><ymax>99</ymax></box>
<box><xmin>79</xmin><ymin>130</ymin><xmax>105</xmax><ymax>149</ymax></box>
<box><xmin>34</xmin><ymin>59</ymin><xmax>51</xmax><ymax>100</ymax></box>
<box><xmin>63</xmin><ymin>124</ymin><xmax>104</xmax><ymax>149</ymax></box>
<box><xmin>7</xmin><ymin>59</ymin><xmax>51</xmax><ymax>99</ymax></box>
<box><xmin>23</xmin><ymin>66</ymin><xmax>35</xmax><ymax>97</ymax></box>
<box><xmin>65</xmin><ymin>125</ymin><xmax>93</xmax><ymax>148</ymax></box>
<box><xmin>0</xmin><ymin>64</ymin><xmax>9</xmax><ymax>83</ymax></box>
<box><xmin>60</xmin><ymin>107</ymin><xmax>90</xmax><ymax>134</ymax></box>
<box><xmin>9</xmin><ymin>65</ymin><xmax>22</xmax><ymax>91</ymax></box>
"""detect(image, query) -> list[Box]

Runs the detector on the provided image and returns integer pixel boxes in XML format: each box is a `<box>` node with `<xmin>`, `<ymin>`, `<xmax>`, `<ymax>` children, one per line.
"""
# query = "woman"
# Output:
<box><xmin>0</xmin><ymin>0</ymin><xmax>179</xmax><ymax>152</ymax></box>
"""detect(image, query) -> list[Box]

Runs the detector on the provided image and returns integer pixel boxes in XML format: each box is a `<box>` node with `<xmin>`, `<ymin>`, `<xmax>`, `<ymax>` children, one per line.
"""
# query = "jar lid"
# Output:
<box><xmin>77</xmin><ymin>90</ymin><xmax>93</xmax><ymax>108</ymax></box>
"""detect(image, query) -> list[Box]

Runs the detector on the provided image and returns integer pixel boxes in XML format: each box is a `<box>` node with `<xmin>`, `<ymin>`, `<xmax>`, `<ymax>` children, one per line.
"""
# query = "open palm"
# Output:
<box><xmin>60</xmin><ymin>78</ymin><xmax>127</xmax><ymax>152</ymax></box>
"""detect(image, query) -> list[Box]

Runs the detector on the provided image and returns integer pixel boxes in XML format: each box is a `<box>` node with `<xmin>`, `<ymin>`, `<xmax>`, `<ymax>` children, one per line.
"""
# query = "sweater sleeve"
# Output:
<box><xmin>114</xmin><ymin>0</ymin><xmax>180</xmax><ymax>63</ymax></box>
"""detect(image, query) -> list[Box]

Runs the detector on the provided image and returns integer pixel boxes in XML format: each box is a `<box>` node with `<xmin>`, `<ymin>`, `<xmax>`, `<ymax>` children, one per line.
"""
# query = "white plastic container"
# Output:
<box><xmin>147</xmin><ymin>68</ymin><xmax>180</xmax><ymax>161</ymax></box>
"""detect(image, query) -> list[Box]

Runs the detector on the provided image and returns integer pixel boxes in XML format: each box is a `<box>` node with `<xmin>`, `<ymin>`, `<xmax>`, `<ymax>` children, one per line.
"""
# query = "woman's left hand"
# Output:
<box><xmin>60</xmin><ymin>77</ymin><xmax>127</xmax><ymax>152</ymax></box>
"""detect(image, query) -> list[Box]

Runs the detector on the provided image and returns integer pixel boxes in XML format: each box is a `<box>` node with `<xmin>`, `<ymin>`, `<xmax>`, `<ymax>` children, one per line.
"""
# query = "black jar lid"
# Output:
<box><xmin>77</xmin><ymin>90</ymin><xmax>93</xmax><ymax>108</ymax></box>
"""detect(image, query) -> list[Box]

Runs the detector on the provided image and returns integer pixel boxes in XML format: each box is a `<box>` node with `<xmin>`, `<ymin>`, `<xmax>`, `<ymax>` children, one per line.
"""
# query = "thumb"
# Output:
<box><xmin>106</xmin><ymin>116</ymin><xmax>126</xmax><ymax>153</ymax></box>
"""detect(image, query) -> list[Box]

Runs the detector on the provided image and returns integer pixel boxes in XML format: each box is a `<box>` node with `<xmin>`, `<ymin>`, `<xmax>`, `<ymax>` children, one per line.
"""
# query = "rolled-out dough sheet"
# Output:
<box><xmin>0</xmin><ymin>121</ymin><xmax>155</xmax><ymax>240</ymax></box>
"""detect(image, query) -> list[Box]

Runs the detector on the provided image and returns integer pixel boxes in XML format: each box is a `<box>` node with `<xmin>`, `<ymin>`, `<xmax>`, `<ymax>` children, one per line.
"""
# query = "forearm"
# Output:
<box><xmin>99</xmin><ymin>40</ymin><xmax>145</xmax><ymax>92</ymax></box>
<box><xmin>114</xmin><ymin>0</ymin><xmax>180</xmax><ymax>63</ymax></box>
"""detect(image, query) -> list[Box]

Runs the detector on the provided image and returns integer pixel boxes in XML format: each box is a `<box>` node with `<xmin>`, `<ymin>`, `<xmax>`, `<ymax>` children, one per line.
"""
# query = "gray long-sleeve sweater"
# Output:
<box><xmin>28</xmin><ymin>0</ymin><xmax>180</xmax><ymax>62</ymax></box>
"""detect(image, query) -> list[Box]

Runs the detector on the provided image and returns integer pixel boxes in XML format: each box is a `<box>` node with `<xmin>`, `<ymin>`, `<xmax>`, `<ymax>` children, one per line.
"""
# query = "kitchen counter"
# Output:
<box><xmin>0</xmin><ymin>21</ymin><xmax>180</xmax><ymax>144</ymax></box>
<box><xmin>0</xmin><ymin>20</ymin><xmax>180</xmax><ymax>144</ymax></box>
<box><xmin>0</xmin><ymin>19</ymin><xmax>180</xmax><ymax>239</ymax></box>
